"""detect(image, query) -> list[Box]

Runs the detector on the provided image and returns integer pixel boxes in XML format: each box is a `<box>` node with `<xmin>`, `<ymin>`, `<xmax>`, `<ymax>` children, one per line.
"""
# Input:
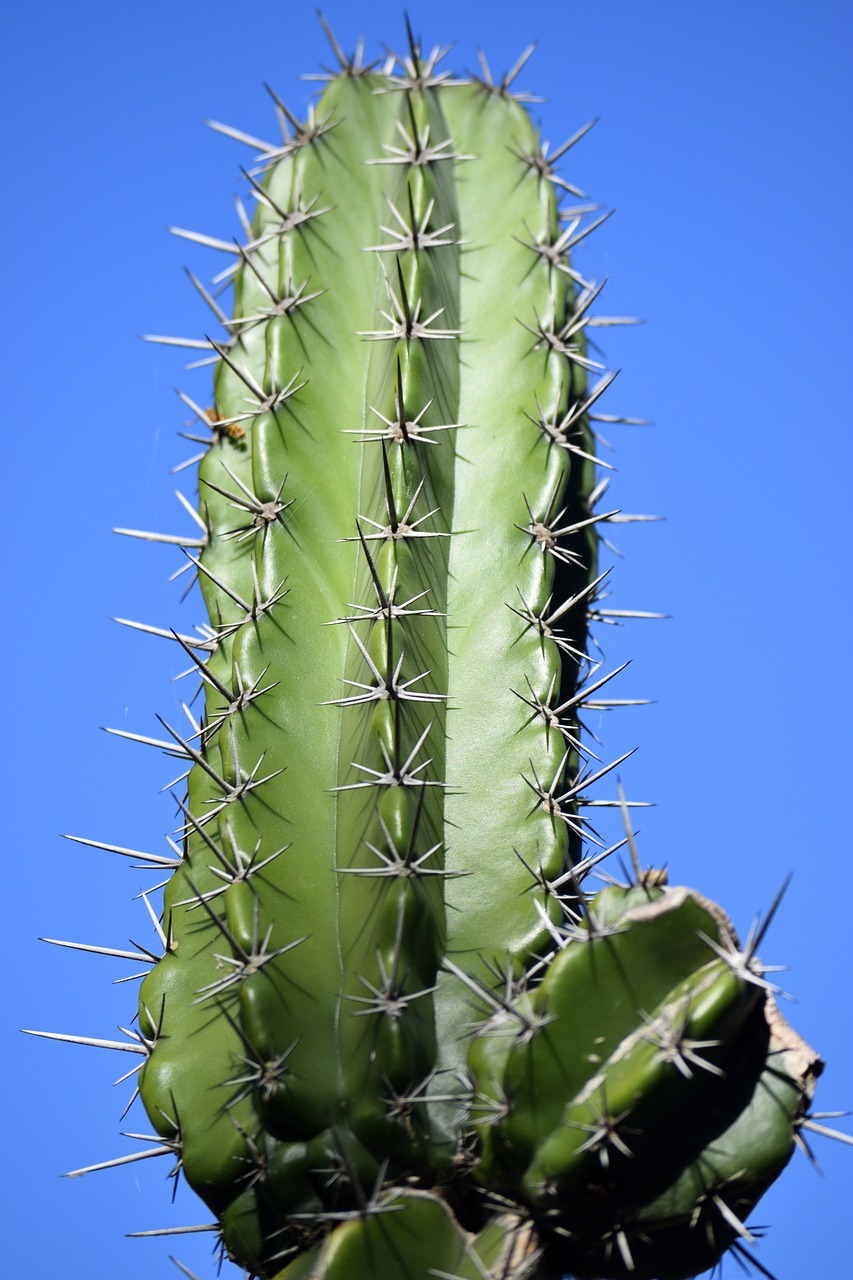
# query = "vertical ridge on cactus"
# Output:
<box><xmin>30</xmin><ymin>21</ymin><xmax>845</xmax><ymax>1280</ymax></box>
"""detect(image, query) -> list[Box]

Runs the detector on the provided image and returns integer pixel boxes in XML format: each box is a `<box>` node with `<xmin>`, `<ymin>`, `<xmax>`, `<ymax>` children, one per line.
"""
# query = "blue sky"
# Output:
<box><xmin>5</xmin><ymin>2</ymin><xmax>852</xmax><ymax>1278</ymax></box>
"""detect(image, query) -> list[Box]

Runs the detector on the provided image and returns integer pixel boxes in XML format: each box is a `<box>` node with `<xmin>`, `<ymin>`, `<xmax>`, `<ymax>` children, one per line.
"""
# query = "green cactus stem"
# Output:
<box><xmin>28</xmin><ymin>23</ymin><xmax>836</xmax><ymax>1280</ymax></box>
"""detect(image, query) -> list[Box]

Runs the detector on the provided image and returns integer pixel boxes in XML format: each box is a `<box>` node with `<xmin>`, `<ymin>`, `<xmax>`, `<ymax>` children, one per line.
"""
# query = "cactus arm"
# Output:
<box><xmin>428</xmin><ymin>85</ymin><xmax>606</xmax><ymax>1091</ymax></box>
<box><xmin>137</xmin><ymin>73</ymin><xmax>408</xmax><ymax>1184</ymax></box>
<box><xmin>467</xmin><ymin>883</ymin><xmax>821</xmax><ymax>1278</ymax></box>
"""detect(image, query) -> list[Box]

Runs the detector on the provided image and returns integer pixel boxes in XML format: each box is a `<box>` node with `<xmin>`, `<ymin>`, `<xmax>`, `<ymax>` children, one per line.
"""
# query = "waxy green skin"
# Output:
<box><xmin>126</xmin><ymin>40</ymin><xmax>820</xmax><ymax>1280</ymax></box>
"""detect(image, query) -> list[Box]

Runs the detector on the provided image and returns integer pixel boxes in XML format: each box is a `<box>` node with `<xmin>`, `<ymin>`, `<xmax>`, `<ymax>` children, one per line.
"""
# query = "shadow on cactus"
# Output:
<box><xmin>27</xmin><ymin>18</ymin><xmax>850</xmax><ymax>1280</ymax></box>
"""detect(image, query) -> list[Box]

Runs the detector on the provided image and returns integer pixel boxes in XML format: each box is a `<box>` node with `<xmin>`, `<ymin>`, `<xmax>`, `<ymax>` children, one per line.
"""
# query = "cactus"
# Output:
<box><xmin>28</xmin><ymin>21</ymin><xmax>844</xmax><ymax>1280</ymax></box>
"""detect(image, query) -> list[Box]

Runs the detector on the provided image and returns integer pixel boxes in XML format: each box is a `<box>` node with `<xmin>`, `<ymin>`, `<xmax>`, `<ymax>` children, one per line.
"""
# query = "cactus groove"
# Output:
<box><xmin>32</xmin><ymin>22</ymin><xmax>843</xmax><ymax>1280</ymax></box>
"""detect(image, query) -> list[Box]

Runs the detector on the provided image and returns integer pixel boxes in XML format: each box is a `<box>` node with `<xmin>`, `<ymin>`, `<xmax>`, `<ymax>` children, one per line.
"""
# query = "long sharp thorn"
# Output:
<box><xmin>170</xmin><ymin>630</ymin><xmax>232</xmax><ymax>701</ymax></box>
<box><xmin>127</xmin><ymin>1223</ymin><xmax>217</xmax><ymax>1239</ymax></box>
<box><xmin>61</xmin><ymin>833</ymin><xmax>180</xmax><ymax>869</ymax></box>
<box><xmin>749</xmin><ymin>874</ymin><xmax>793</xmax><ymax>957</ymax></box>
<box><xmin>381</xmin><ymin>432</ymin><xmax>400</xmax><ymax>524</ymax></box>
<box><xmin>102</xmin><ymin>726</ymin><xmax>189</xmax><ymax>756</ymax></box>
<box><xmin>504</xmin><ymin>42</ymin><xmax>536</xmax><ymax>87</ymax></box>
<box><xmin>140</xmin><ymin>889</ymin><xmax>169</xmax><ymax>950</ymax></box>
<box><xmin>21</xmin><ymin>1029</ymin><xmax>146</xmax><ymax>1054</ymax></box>
<box><xmin>205</xmin><ymin>118</ymin><xmax>277</xmax><ymax>153</ymax></box>
<box><xmin>799</xmin><ymin>1118</ymin><xmax>853</xmax><ymax>1147</ymax></box>
<box><xmin>185</xmin><ymin>268</ymin><xmax>229</xmax><ymax>325</ymax></box>
<box><xmin>183</xmin><ymin>552</ymin><xmax>251</xmax><ymax>612</ymax></box>
<box><xmin>65</xmin><ymin>1146</ymin><xmax>176</xmax><ymax>1178</ymax></box>
<box><xmin>39</xmin><ymin>938</ymin><xmax>155</xmax><ymax>964</ymax></box>
<box><xmin>355</xmin><ymin>521</ymin><xmax>389</xmax><ymax>611</ymax></box>
<box><xmin>616</xmin><ymin>778</ymin><xmax>643</xmax><ymax>883</ymax></box>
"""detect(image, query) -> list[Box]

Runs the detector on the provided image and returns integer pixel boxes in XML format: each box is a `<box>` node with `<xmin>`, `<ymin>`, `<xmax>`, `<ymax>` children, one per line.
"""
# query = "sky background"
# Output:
<box><xmin>4</xmin><ymin>2</ymin><xmax>851</xmax><ymax>1278</ymax></box>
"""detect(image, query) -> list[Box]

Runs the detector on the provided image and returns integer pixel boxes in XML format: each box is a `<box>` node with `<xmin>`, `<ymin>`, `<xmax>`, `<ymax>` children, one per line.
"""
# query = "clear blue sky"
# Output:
<box><xmin>5</xmin><ymin>2</ymin><xmax>851</xmax><ymax>1278</ymax></box>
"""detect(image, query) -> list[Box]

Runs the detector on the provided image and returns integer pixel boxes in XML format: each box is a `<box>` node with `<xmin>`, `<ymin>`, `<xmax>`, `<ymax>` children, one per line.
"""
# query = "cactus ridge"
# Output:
<box><xmin>29</xmin><ymin>21</ymin><xmax>846</xmax><ymax>1280</ymax></box>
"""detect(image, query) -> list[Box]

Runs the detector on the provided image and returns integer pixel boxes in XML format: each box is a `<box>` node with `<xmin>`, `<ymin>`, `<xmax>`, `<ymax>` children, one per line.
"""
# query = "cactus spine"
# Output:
<box><xmin>33</xmin><ymin>25</ymin><xmax>839</xmax><ymax>1280</ymax></box>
